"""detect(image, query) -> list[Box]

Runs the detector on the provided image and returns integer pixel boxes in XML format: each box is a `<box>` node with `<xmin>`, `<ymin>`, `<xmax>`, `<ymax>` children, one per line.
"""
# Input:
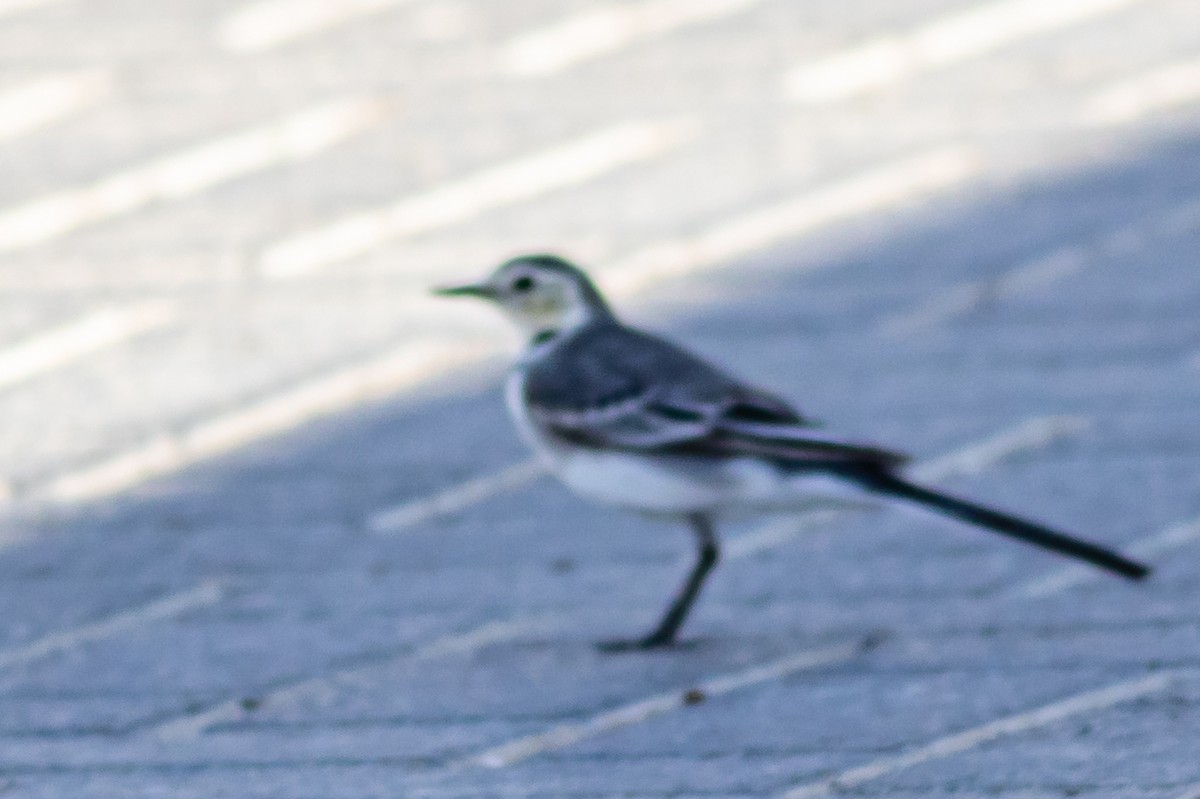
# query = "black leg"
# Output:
<box><xmin>598</xmin><ymin>513</ymin><xmax>720</xmax><ymax>652</ymax></box>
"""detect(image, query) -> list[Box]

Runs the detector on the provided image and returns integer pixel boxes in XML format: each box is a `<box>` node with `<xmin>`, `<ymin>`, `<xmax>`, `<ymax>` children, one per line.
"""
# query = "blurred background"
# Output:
<box><xmin>1</xmin><ymin>0</ymin><xmax>1199</xmax><ymax>796</ymax></box>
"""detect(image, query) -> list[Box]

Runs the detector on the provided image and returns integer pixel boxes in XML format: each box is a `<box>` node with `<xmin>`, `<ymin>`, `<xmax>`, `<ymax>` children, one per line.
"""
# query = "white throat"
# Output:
<box><xmin>511</xmin><ymin>299</ymin><xmax>598</xmax><ymax>338</ymax></box>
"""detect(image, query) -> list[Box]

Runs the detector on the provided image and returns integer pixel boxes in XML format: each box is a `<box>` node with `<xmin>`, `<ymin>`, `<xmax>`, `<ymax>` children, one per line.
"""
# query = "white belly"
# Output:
<box><xmin>560</xmin><ymin>450</ymin><xmax>878</xmax><ymax>516</ymax></box>
<box><xmin>560</xmin><ymin>449</ymin><xmax>734</xmax><ymax>514</ymax></box>
<box><xmin>504</xmin><ymin>368</ymin><xmax>553</xmax><ymax>457</ymax></box>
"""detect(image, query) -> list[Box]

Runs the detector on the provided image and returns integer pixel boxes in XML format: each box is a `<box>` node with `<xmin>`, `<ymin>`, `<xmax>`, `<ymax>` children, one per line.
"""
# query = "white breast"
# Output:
<box><xmin>505</xmin><ymin>367</ymin><xmax>559</xmax><ymax>463</ymax></box>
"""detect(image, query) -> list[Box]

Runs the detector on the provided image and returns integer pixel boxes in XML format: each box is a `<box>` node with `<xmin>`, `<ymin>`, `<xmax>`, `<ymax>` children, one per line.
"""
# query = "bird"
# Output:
<box><xmin>434</xmin><ymin>253</ymin><xmax>1150</xmax><ymax>651</ymax></box>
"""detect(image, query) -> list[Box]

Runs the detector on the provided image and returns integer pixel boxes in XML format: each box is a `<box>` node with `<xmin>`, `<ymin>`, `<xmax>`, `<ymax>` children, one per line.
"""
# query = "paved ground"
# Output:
<box><xmin>0</xmin><ymin>0</ymin><xmax>1199</xmax><ymax>796</ymax></box>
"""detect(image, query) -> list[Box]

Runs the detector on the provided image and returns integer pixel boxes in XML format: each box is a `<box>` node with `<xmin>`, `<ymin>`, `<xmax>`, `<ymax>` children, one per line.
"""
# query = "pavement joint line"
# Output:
<box><xmin>499</xmin><ymin>0</ymin><xmax>764</xmax><ymax>77</ymax></box>
<box><xmin>912</xmin><ymin>417</ymin><xmax>1094</xmax><ymax>479</ymax></box>
<box><xmin>0</xmin><ymin>96</ymin><xmax>391</xmax><ymax>253</ymax></box>
<box><xmin>1013</xmin><ymin>343</ymin><xmax>1200</xmax><ymax>598</ymax></box>
<box><xmin>1083</xmin><ymin>55</ymin><xmax>1200</xmax><ymax>125</ymax></box>
<box><xmin>602</xmin><ymin>146</ymin><xmax>980</xmax><ymax>298</ymax></box>
<box><xmin>0</xmin><ymin>300</ymin><xmax>177</xmax><ymax>392</ymax></box>
<box><xmin>0</xmin><ymin>70</ymin><xmax>113</xmax><ymax>142</ymax></box>
<box><xmin>218</xmin><ymin>0</ymin><xmax>420</xmax><ymax>52</ymax></box>
<box><xmin>456</xmin><ymin>639</ymin><xmax>867</xmax><ymax>769</ymax></box>
<box><xmin>0</xmin><ymin>581</ymin><xmax>224</xmax><ymax>671</ymax></box>
<box><xmin>1097</xmin><ymin>194</ymin><xmax>1200</xmax><ymax>247</ymax></box>
<box><xmin>28</xmin><ymin>338</ymin><xmax>491</xmax><ymax>506</ymax></box>
<box><xmin>911</xmin><ymin>415</ymin><xmax>1089</xmax><ymax>482</ymax></box>
<box><xmin>782</xmin><ymin>0</ymin><xmax>1149</xmax><ymax>103</ymax></box>
<box><xmin>878</xmin><ymin>243</ymin><xmax>1087</xmax><ymax>336</ymax></box>
<box><xmin>369</xmin><ymin>459</ymin><xmax>545</xmax><ymax>534</ymax></box>
<box><xmin>727</xmin><ymin>415</ymin><xmax>1090</xmax><ymax>559</ymax></box>
<box><xmin>149</xmin><ymin>613</ymin><xmax>563</xmax><ymax>741</ymax></box>
<box><xmin>258</xmin><ymin>118</ymin><xmax>697</xmax><ymax>278</ymax></box>
<box><xmin>775</xmin><ymin>669</ymin><xmax>1184</xmax><ymax>798</ymax></box>
<box><xmin>1015</xmin><ymin>513</ymin><xmax>1200</xmax><ymax>598</ymax></box>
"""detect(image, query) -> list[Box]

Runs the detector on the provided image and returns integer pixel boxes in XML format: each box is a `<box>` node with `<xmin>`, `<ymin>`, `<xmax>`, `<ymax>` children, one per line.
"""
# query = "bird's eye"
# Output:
<box><xmin>511</xmin><ymin>275</ymin><xmax>536</xmax><ymax>293</ymax></box>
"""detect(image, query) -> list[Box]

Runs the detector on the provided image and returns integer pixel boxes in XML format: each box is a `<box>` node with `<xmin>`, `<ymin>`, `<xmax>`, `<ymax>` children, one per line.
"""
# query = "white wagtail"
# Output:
<box><xmin>435</xmin><ymin>254</ymin><xmax>1150</xmax><ymax>650</ymax></box>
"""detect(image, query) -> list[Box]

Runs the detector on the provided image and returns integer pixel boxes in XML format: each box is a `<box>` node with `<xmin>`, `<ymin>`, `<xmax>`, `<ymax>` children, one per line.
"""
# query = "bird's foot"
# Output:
<box><xmin>595</xmin><ymin>631</ymin><xmax>678</xmax><ymax>653</ymax></box>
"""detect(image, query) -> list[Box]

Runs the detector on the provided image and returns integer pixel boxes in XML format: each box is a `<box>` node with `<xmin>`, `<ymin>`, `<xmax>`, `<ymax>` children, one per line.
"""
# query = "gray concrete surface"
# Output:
<box><xmin>0</xmin><ymin>0</ymin><xmax>1199</xmax><ymax>796</ymax></box>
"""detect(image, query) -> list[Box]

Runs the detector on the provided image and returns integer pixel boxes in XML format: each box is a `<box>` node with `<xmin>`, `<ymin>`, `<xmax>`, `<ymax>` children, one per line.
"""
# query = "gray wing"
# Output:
<box><xmin>524</xmin><ymin>321</ymin><xmax>907</xmax><ymax>468</ymax></box>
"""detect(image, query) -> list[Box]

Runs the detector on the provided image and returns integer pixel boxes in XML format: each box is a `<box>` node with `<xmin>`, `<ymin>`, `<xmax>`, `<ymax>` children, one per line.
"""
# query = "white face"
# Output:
<box><xmin>480</xmin><ymin>262</ymin><xmax>594</xmax><ymax>333</ymax></box>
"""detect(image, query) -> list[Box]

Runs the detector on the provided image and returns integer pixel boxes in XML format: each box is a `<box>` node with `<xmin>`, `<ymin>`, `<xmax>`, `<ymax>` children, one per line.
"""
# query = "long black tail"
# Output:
<box><xmin>852</xmin><ymin>470</ymin><xmax>1150</xmax><ymax>580</ymax></box>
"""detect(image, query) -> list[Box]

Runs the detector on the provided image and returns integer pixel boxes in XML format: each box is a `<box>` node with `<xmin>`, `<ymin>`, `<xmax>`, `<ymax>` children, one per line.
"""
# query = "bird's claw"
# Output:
<box><xmin>595</xmin><ymin>632</ymin><xmax>677</xmax><ymax>653</ymax></box>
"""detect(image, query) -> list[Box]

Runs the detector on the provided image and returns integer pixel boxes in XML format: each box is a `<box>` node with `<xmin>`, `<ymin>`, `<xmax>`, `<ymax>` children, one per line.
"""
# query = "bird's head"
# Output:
<box><xmin>434</xmin><ymin>254</ymin><xmax>613</xmax><ymax>337</ymax></box>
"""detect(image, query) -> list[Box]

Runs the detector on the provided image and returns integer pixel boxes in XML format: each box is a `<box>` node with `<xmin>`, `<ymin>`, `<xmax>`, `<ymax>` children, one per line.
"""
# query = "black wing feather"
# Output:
<box><xmin>524</xmin><ymin>321</ymin><xmax>906</xmax><ymax>468</ymax></box>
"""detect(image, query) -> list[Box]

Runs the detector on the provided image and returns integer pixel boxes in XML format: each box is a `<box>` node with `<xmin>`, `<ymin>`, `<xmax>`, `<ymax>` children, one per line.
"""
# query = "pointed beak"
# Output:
<box><xmin>432</xmin><ymin>282</ymin><xmax>496</xmax><ymax>300</ymax></box>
